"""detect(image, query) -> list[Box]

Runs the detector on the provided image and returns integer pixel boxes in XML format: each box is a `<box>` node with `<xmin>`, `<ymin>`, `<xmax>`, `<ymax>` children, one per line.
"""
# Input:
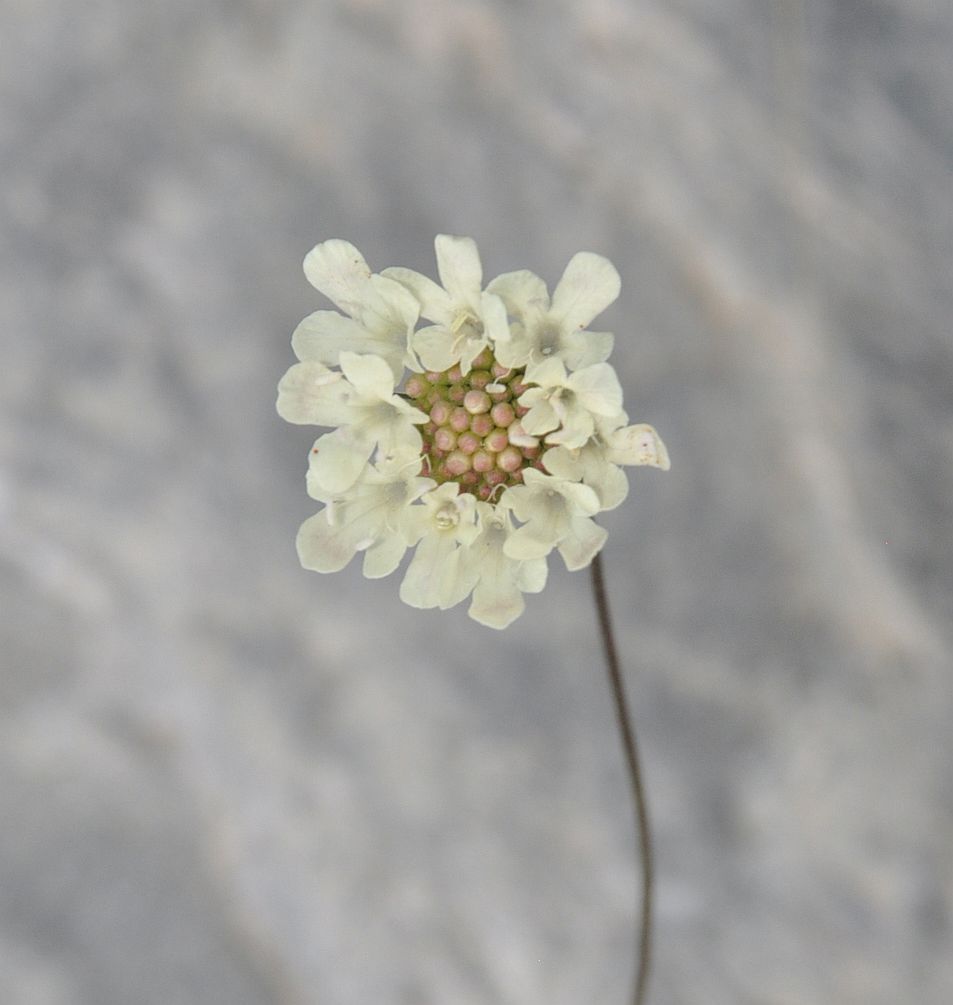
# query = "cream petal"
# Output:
<box><xmin>435</xmin><ymin>234</ymin><xmax>482</xmax><ymax>308</ymax></box>
<box><xmin>486</xmin><ymin>269</ymin><xmax>549</xmax><ymax>321</ymax></box>
<box><xmin>544</xmin><ymin>410</ymin><xmax>594</xmax><ymax>450</ymax></box>
<box><xmin>303</xmin><ymin>240</ymin><xmax>372</xmax><ymax>316</ymax></box>
<box><xmin>292</xmin><ymin>311</ymin><xmax>363</xmax><ymax>362</ymax></box>
<box><xmin>276</xmin><ymin>362</ymin><xmax>352</xmax><ymax>426</ymax></box>
<box><xmin>468</xmin><ymin>576</ymin><xmax>525</xmax><ymax>630</ymax></box>
<box><xmin>524</xmin><ymin>356</ymin><xmax>567</xmax><ymax>389</ymax></box>
<box><xmin>412</xmin><ymin>325</ymin><xmax>459</xmax><ymax>372</ymax></box>
<box><xmin>291</xmin><ymin>310</ymin><xmax>404</xmax><ymax>379</ymax></box>
<box><xmin>593</xmin><ymin>463</ymin><xmax>629</xmax><ymax>511</ymax></box>
<box><xmin>539</xmin><ymin>446</ymin><xmax>581</xmax><ymax>481</ymax></box>
<box><xmin>549</xmin><ymin>252</ymin><xmax>621</xmax><ymax>331</ymax></box>
<box><xmin>380</xmin><ymin>267</ymin><xmax>453</xmax><ymax>323</ymax></box>
<box><xmin>516</xmin><ymin>557</ymin><xmax>548</xmax><ymax>594</ymax></box>
<box><xmin>362</xmin><ymin>534</ymin><xmax>407</xmax><ymax>579</ymax></box>
<box><xmin>308</xmin><ymin>428</ymin><xmax>372</xmax><ymax>494</ymax></box>
<box><xmin>560</xmin><ymin>329</ymin><xmax>614</xmax><ymax>369</ymax></box>
<box><xmin>338</xmin><ymin>351</ymin><xmax>395</xmax><ymax>398</ymax></box>
<box><xmin>610</xmin><ymin>423</ymin><xmax>671</xmax><ymax>469</ymax></box>
<box><xmin>400</xmin><ymin>533</ymin><xmax>454</xmax><ymax>609</ymax></box>
<box><xmin>493</xmin><ymin>333</ymin><xmax>534</xmax><ymax>370</ymax></box>
<box><xmin>399</xmin><ymin>503</ymin><xmax>432</xmax><ymax>546</ymax></box>
<box><xmin>363</xmin><ymin>273</ymin><xmax>420</xmax><ymax>331</ymax></box>
<box><xmin>480</xmin><ymin>291</ymin><xmax>511</xmax><ymax>344</ymax></box>
<box><xmin>503</xmin><ymin>522</ymin><xmax>560</xmax><ymax>561</ymax></box>
<box><xmin>557</xmin><ymin>516</ymin><xmax>608</xmax><ymax>570</ymax></box>
<box><xmin>556</xmin><ymin>479</ymin><xmax>602</xmax><ymax>516</ymax></box>
<box><xmin>295</xmin><ymin>510</ymin><xmax>359</xmax><ymax>574</ymax></box>
<box><xmin>520</xmin><ymin>399</ymin><xmax>560</xmax><ymax>437</ymax></box>
<box><xmin>569</xmin><ymin>363</ymin><xmax>624</xmax><ymax>415</ymax></box>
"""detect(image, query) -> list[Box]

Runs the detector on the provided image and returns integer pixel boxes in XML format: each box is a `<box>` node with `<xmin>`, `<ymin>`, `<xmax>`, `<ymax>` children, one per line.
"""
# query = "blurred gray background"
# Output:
<box><xmin>2</xmin><ymin>1</ymin><xmax>951</xmax><ymax>1003</ymax></box>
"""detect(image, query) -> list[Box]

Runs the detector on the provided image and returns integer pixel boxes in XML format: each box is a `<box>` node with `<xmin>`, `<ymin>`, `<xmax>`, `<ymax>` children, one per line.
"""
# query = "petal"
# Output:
<box><xmin>469</xmin><ymin>575</ymin><xmax>525</xmax><ymax>630</ymax></box>
<box><xmin>556</xmin><ymin>479</ymin><xmax>602</xmax><ymax>516</ymax></box>
<box><xmin>503</xmin><ymin>522</ymin><xmax>560</xmax><ymax>561</ymax></box>
<box><xmin>435</xmin><ymin>235</ymin><xmax>483</xmax><ymax>308</ymax></box>
<box><xmin>339</xmin><ymin>351</ymin><xmax>395</xmax><ymax>398</ymax></box>
<box><xmin>308</xmin><ymin>428</ymin><xmax>372</xmax><ymax>494</ymax></box>
<box><xmin>568</xmin><ymin>363</ymin><xmax>623</xmax><ymax>415</ymax></box>
<box><xmin>486</xmin><ymin>270</ymin><xmax>549</xmax><ymax>321</ymax></box>
<box><xmin>561</xmin><ymin>329</ymin><xmax>614</xmax><ymax>369</ymax></box>
<box><xmin>295</xmin><ymin>510</ymin><xmax>358</xmax><ymax>574</ymax></box>
<box><xmin>362</xmin><ymin>273</ymin><xmax>420</xmax><ymax>333</ymax></box>
<box><xmin>549</xmin><ymin>252</ymin><xmax>621</xmax><ymax>331</ymax></box>
<box><xmin>412</xmin><ymin>325</ymin><xmax>459</xmax><ymax>372</ymax></box>
<box><xmin>610</xmin><ymin>423</ymin><xmax>671</xmax><ymax>470</ymax></box>
<box><xmin>303</xmin><ymin>240</ymin><xmax>372</xmax><ymax>316</ymax></box>
<box><xmin>480</xmin><ymin>291</ymin><xmax>511</xmax><ymax>344</ymax></box>
<box><xmin>593</xmin><ymin>463</ymin><xmax>629</xmax><ymax>511</ymax></box>
<box><xmin>399</xmin><ymin>534</ymin><xmax>452</xmax><ymax>609</ymax></box>
<box><xmin>544</xmin><ymin>408</ymin><xmax>594</xmax><ymax>449</ymax></box>
<box><xmin>292</xmin><ymin>311</ymin><xmax>367</xmax><ymax>362</ymax></box>
<box><xmin>516</xmin><ymin>557</ymin><xmax>548</xmax><ymax>594</ymax></box>
<box><xmin>362</xmin><ymin>534</ymin><xmax>407</xmax><ymax>579</ymax></box>
<box><xmin>557</xmin><ymin>516</ymin><xmax>608</xmax><ymax>570</ymax></box>
<box><xmin>523</xmin><ymin>356</ymin><xmax>568</xmax><ymax>389</ymax></box>
<box><xmin>493</xmin><ymin>332</ymin><xmax>534</xmax><ymax>370</ymax></box>
<box><xmin>539</xmin><ymin>446</ymin><xmax>581</xmax><ymax>481</ymax></box>
<box><xmin>292</xmin><ymin>310</ymin><xmax>405</xmax><ymax>380</ymax></box>
<box><xmin>380</xmin><ymin>266</ymin><xmax>453</xmax><ymax>323</ymax></box>
<box><xmin>276</xmin><ymin>362</ymin><xmax>352</xmax><ymax>426</ymax></box>
<box><xmin>520</xmin><ymin>399</ymin><xmax>560</xmax><ymax>437</ymax></box>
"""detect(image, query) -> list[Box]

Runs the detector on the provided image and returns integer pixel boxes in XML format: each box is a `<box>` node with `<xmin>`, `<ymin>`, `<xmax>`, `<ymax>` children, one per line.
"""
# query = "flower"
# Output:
<box><xmin>278</xmin><ymin>235</ymin><xmax>668</xmax><ymax>628</ymax></box>
<box><xmin>382</xmin><ymin>235</ymin><xmax>511</xmax><ymax>375</ymax></box>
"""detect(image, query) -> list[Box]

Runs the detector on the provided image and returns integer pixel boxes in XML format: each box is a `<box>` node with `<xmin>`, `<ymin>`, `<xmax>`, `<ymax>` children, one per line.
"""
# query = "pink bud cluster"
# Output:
<box><xmin>406</xmin><ymin>348</ymin><xmax>545</xmax><ymax>500</ymax></box>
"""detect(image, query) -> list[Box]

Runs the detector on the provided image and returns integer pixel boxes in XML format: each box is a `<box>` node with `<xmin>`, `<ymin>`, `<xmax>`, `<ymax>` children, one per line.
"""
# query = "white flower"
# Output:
<box><xmin>487</xmin><ymin>252</ymin><xmax>620</xmax><ymax>370</ymax></box>
<box><xmin>297</xmin><ymin>450</ymin><xmax>434</xmax><ymax>578</ymax></box>
<box><xmin>382</xmin><ymin>235</ymin><xmax>510</xmax><ymax>374</ymax></box>
<box><xmin>278</xmin><ymin>236</ymin><xmax>668</xmax><ymax>628</ymax></box>
<box><xmin>292</xmin><ymin>239</ymin><xmax>421</xmax><ymax>380</ymax></box>
<box><xmin>279</xmin><ymin>351</ymin><xmax>428</xmax><ymax>494</ymax></box>
<box><xmin>467</xmin><ymin>504</ymin><xmax>548</xmax><ymax>629</ymax></box>
<box><xmin>541</xmin><ymin>413</ymin><xmax>670</xmax><ymax>511</ymax></box>
<box><xmin>502</xmin><ymin>468</ymin><xmax>608</xmax><ymax>570</ymax></box>
<box><xmin>399</xmin><ymin>483</ymin><xmax>481</xmax><ymax>610</ymax></box>
<box><xmin>518</xmin><ymin>357</ymin><xmax>623</xmax><ymax>449</ymax></box>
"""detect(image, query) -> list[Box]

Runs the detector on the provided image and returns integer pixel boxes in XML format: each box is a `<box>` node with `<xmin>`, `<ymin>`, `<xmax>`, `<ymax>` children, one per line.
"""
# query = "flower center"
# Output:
<box><xmin>434</xmin><ymin>503</ymin><xmax>459</xmax><ymax>530</ymax></box>
<box><xmin>404</xmin><ymin>347</ymin><xmax>546</xmax><ymax>500</ymax></box>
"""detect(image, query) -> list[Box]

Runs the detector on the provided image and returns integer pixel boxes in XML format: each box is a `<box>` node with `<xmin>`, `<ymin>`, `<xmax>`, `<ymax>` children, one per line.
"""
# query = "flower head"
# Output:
<box><xmin>278</xmin><ymin>235</ymin><xmax>668</xmax><ymax>628</ymax></box>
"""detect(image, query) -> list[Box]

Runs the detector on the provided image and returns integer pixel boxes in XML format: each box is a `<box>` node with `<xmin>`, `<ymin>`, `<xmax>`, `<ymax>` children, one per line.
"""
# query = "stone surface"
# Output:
<box><xmin>2</xmin><ymin>1</ymin><xmax>951</xmax><ymax>1002</ymax></box>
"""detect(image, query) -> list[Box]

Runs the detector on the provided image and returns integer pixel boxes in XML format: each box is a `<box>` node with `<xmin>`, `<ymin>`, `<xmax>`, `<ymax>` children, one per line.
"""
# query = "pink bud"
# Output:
<box><xmin>484</xmin><ymin>428</ymin><xmax>509</xmax><ymax>453</ymax></box>
<box><xmin>472</xmin><ymin>450</ymin><xmax>494</xmax><ymax>473</ymax></box>
<box><xmin>457</xmin><ymin>431</ymin><xmax>480</xmax><ymax>454</ymax></box>
<box><xmin>430</xmin><ymin>400</ymin><xmax>452</xmax><ymax>425</ymax></box>
<box><xmin>463</xmin><ymin>389</ymin><xmax>491</xmax><ymax>415</ymax></box>
<box><xmin>434</xmin><ymin>427</ymin><xmax>457</xmax><ymax>451</ymax></box>
<box><xmin>445</xmin><ymin>451</ymin><xmax>472</xmax><ymax>475</ymax></box>
<box><xmin>497</xmin><ymin>446</ymin><xmax>522</xmax><ymax>473</ymax></box>
<box><xmin>469</xmin><ymin>412</ymin><xmax>494</xmax><ymax>437</ymax></box>
<box><xmin>449</xmin><ymin>407</ymin><xmax>471</xmax><ymax>432</ymax></box>
<box><xmin>490</xmin><ymin>402</ymin><xmax>515</xmax><ymax>427</ymax></box>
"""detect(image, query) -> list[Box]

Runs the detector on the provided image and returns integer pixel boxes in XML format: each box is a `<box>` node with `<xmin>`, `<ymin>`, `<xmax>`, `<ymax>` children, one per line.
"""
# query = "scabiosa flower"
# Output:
<box><xmin>278</xmin><ymin>235</ymin><xmax>669</xmax><ymax>629</ymax></box>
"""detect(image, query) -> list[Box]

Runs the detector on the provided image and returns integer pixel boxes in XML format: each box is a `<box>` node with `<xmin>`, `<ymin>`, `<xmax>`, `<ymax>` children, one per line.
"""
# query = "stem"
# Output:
<box><xmin>590</xmin><ymin>552</ymin><xmax>654</xmax><ymax>1005</ymax></box>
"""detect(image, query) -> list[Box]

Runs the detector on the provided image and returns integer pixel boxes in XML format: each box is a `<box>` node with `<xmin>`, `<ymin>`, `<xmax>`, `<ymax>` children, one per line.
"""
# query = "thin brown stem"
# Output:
<box><xmin>590</xmin><ymin>552</ymin><xmax>654</xmax><ymax>1005</ymax></box>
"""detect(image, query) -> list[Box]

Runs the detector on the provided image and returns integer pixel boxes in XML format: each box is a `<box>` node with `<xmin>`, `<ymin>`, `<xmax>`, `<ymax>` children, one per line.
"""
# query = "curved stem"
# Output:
<box><xmin>590</xmin><ymin>552</ymin><xmax>654</xmax><ymax>1005</ymax></box>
